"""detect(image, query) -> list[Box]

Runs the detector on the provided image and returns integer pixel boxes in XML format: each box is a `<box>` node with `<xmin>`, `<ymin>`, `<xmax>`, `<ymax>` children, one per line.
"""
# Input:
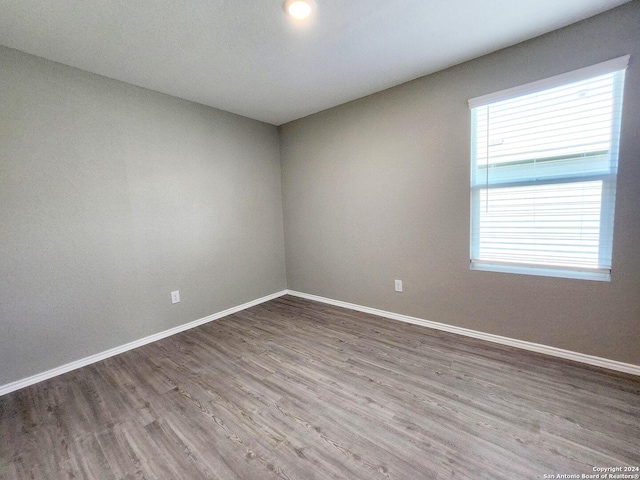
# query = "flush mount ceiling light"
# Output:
<box><xmin>283</xmin><ymin>0</ymin><xmax>315</xmax><ymax>20</ymax></box>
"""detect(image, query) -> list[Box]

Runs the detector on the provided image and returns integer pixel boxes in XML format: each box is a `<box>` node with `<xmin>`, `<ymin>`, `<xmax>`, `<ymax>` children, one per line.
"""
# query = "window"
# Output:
<box><xmin>469</xmin><ymin>56</ymin><xmax>628</xmax><ymax>281</ymax></box>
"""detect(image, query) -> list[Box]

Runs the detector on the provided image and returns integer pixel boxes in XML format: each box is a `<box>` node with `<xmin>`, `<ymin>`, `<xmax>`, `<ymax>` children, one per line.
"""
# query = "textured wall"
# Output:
<box><xmin>1</xmin><ymin>3</ymin><xmax>639</xmax><ymax>389</ymax></box>
<box><xmin>280</xmin><ymin>3</ymin><xmax>640</xmax><ymax>365</ymax></box>
<box><xmin>0</xmin><ymin>46</ymin><xmax>286</xmax><ymax>386</ymax></box>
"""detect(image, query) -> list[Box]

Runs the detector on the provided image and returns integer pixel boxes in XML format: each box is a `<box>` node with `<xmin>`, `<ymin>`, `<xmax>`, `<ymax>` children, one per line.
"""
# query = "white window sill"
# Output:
<box><xmin>470</xmin><ymin>261</ymin><xmax>611</xmax><ymax>282</ymax></box>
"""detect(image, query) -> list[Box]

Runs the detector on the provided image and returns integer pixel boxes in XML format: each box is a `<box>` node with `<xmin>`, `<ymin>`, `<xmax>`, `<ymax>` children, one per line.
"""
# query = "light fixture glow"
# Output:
<box><xmin>284</xmin><ymin>0</ymin><xmax>314</xmax><ymax>20</ymax></box>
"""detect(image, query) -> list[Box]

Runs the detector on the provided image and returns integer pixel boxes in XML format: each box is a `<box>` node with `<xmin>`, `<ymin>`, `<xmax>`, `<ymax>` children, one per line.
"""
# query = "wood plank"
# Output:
<box><xmin>1</xmin><ymin>295</ymin><xmax>639</xmax><ymax>479</ymax></box>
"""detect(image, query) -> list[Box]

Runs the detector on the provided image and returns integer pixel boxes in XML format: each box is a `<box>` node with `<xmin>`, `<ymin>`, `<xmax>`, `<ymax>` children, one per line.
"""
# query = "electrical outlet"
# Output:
<box><xmin>171</xmin><ymin>290</ymin><xmax>180</xmax><ymax>304</ymax></box>
<box><xmin>394</xmin><ymin>279</ymin><xmax>403</xmax><ymax>292</ymax></box>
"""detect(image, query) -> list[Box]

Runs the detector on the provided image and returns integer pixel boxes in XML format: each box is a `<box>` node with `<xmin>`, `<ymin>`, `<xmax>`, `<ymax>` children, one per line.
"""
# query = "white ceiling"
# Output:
<box><xmin>0</xmin><ymin>0</ymin><xmax>631</xmax><ymax>125</ymax></box>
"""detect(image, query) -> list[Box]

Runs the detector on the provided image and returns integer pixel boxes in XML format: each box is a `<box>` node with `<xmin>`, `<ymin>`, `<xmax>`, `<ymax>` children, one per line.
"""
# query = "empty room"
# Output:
<box><xmin>1</xmin><ymin>0</ymin><xmax>639</xmax><ymax>478</ymax></box>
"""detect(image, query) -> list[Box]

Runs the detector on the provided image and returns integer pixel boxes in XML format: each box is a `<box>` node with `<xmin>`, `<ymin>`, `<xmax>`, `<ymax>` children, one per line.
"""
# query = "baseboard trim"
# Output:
<box><xmin>285</xmin><ymin>290</ymin><xmax>640</xmax><ymax>376</ymax></box>
<box><xmin>0</xmin><ymin>290</ymin><xmax>288</xmax><ymax>397</ymax></box>
<box><xmin>4</xmin><ymin>287</ymin><xmax>636</xmax><ymax>396</ymax></box>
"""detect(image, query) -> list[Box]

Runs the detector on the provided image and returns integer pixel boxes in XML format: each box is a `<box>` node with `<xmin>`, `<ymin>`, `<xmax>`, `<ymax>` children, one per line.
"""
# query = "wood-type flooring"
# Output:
<box><xmin>1</xmin><ymin>295</ymin><xmax>639</xmax><ymax>479</ymax></box>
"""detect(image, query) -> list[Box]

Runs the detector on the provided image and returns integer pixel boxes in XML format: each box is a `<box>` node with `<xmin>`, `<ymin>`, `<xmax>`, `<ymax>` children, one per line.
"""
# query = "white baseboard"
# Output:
<box><xmin>286</xmin><ymin>290</ymin><xmax>640</xmax><ymax>377</ymax></box>
<box><xmin>0</xmin><ymin>290</ymin><xmax>288</xmax><ymax>397</ymax></box>
<box><xmin>3</xmin><ymin>287</ymin><xmax>636</xmax><ymax>397</ymax></box>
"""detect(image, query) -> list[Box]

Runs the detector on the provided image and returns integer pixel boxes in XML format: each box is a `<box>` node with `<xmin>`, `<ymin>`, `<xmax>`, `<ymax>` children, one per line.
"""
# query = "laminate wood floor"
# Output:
<box><xmin>1</xmin><ymin>295</ymin><xmax>639</xmax><ymax>479</ymax></box>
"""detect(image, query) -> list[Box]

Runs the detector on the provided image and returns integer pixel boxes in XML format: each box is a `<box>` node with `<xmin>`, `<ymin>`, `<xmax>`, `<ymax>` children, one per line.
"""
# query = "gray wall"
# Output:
<box><xmin>0</xmin><ymin>46</ymin><xmax>286</xmax><ymax>386</ymax></box>
<box><xmin>280</xmin><ymin>2</ymin><xmax>640</xmax><ymax>365</ymax></box>
<box><xmin>1</xmin><ymin>3</ymin><xmax>638</xmax><ymax>389</ymax></box>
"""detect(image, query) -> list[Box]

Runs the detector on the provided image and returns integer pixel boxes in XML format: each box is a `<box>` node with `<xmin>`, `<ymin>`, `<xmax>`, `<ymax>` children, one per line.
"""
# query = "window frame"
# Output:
<box><xmin>468</xmin><ymin>56</ymin><xmax>629</xmax><ymax>282</ymax></box>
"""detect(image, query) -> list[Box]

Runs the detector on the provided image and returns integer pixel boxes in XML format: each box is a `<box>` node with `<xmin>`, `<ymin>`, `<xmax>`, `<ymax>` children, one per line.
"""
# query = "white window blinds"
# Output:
<box><xmin>469</xmin><ymin>56</ymin><xmax>628</xmax><ymax>281</ymax></box>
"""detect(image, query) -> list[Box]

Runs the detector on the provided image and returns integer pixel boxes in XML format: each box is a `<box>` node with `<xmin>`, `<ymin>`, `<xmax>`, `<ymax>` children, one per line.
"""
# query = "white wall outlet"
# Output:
<box><xmin>171</xmin><ymin>290</ymin><xmax>180</xmax><ymax>304</ymax></box>
<box><xmin>394</xmin><ymin>279</ymin><xmax>403</xmax><ymax>292</ymax></box>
